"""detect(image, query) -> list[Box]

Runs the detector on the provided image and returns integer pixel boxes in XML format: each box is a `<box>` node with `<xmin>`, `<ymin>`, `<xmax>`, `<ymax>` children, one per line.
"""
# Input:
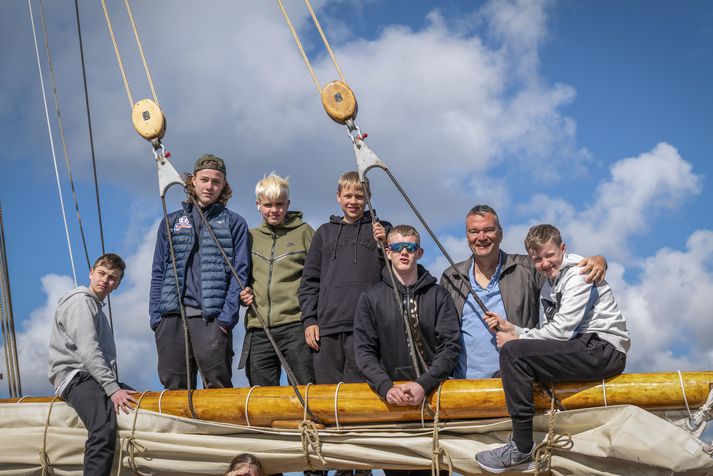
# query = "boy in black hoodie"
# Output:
<box><xmin>353</xmin><ymin>225</ymin><xmax>460</xmax><ymax>410</ymax></box>
<box><xmin>298</xmin><ymin>171</ymin><xmax>389</xmax><ymax>385</ymax></box>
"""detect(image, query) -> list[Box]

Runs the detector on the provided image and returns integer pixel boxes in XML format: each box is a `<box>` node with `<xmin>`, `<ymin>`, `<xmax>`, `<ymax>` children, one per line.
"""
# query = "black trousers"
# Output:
<box><xmin>155</xmin><ymin>315</ymin><xmax>234</xmax><ymax>389</ymax></box>
<box><xmin>242</xmin><ymin>322</ymin><xmax>315</xmax><ymax>386</ymax></box>
<box><xmin>312</xmin><ymin>331</ymin><xmax>364</xmax><ymax>384</ymax></box>
<box><xmin>62</xmin><ymin>372</ymin><xmax>117</xmax><ymax>476</ymax></box>
<box><xmin>500</xmin><ymin>333</ymin><xmax>626</xmax><ymax>420</ymax></box>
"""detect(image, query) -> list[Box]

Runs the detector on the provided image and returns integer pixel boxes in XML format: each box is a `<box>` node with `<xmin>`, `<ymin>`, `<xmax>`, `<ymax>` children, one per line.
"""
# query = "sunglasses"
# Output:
<box><xmin>387</xmin><ymin>242</ymin><xmax>420</xmax><ymax>253</ymax></box>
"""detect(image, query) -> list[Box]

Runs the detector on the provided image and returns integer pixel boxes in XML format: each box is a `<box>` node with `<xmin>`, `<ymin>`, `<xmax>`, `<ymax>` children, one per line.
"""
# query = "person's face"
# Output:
<box><xmin>192</xmin><ymin>169</ymin><xmax>226</xmax><ymax>207</ymax></box>
<box><xmin>385</xmin><ymin>232</ymin><xmax>423</xmax><ymax>274</ymax></box>
<box><xmin>528</xmin><ymin>239</ymin><xmax>566</xmax><ymax>279</ymax></box>
<box><xmin>88</xmin><ymin>265</ymin><xmax>122</xmax><ymax>300</ymax></box>
<box><xmin>466</xmin><ymin>213</ymin><xmax>502</xmax><ymax>260</ymax></box>
<box><xmin>336</xmin><ymin>185</ymin><xmax>366</xmax><ymax>222</ymax></box>
<box><xmin>257</xmin><ymin>194</ymin><xmax>289</xmax><ymax>226</ymax></box>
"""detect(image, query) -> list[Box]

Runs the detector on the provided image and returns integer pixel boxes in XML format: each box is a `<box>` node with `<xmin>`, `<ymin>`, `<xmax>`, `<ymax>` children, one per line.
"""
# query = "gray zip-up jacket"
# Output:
<box><xmin>439</xmin><ymin>251</ymin><xmax>543</xmax><ymax>329</ymax></box>
<box><xmin>48</xmin><ymin>286</ymin><xmax>120</xmax><ymax>396</ymax></box>
<box><xmin>516</xmin><ymin>253</ymin><xmax>631</xmax><ymax>354</ymax></box>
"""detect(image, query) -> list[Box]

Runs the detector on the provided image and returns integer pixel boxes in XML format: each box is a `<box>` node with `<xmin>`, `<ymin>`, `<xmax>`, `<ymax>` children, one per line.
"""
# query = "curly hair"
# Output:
<box><xmin>185</xmin><ymin>172</ymin><xmax>233</xmax><ymax>207</ymax></box>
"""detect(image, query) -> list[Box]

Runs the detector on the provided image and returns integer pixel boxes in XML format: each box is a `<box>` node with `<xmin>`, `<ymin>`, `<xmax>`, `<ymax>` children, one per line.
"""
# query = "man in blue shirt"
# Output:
<box><xmin>440</xmin><ymin>205</ymin><xmax>607</xmax><ymax>379</ymax></box>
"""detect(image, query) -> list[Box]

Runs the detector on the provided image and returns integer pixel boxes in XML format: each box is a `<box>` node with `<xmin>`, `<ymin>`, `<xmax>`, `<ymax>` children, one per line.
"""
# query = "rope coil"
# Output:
<box><xmin>430</xmin><ymin>384</ymin><xmax>453</xmax><ymax>476</ymax></box>
<box><xmin>333</xmin><ymin>382</ymin><xmax>344</xmax><ymax>430</ymax></box>
<box><xmin>244</xmin><ymin>385</ymin><xmax>260</xmax><ymax>427</ymax></box>
<box><xmin>39</xmin><ymin>396</ymin><xmax>59</xmax><ymax>476</ymax></box>
<box><xmin>533</xmin><ymin>384</ymin><xmax>573</xmax><ymax>476</ymax></box>
<box><xmin>117</xmin><ymin>390</ymin><xmax>150</xmax><ymax>475</ymax></box>
<box><xmin>601</xmin><ymin>379</ymin><xmax>608</xmax><ymax>407</ymax></box>
<box><xmin>299</xmin><ymin>383</ymin><xmax>326</xmax><ymax>470</ymax></box>
<box><xmin>677</xmin><ymin>370</ymin><xmax>693</xmax><ymax>419</ymax></box>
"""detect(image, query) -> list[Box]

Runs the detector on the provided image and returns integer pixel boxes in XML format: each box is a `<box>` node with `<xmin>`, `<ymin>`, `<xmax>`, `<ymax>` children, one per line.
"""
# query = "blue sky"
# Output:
<box><xmin>1</xmin><ymin>0</ymin><xmax>712</xmax><ymax>405</ymax></box>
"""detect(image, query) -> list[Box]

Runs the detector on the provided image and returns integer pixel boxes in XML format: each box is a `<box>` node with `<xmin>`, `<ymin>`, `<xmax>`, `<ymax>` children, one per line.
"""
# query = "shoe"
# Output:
<box><xmin>475</xmin><ymin>440</ymin><xmax>534</xmax><ymax>473</ymax></box>
<box><xmin>353</xmin><ymin>471</ymin><xmax>372</xmax><ymax>476</ymax></box>
<box><xmin>334</xmin><ymin>471</ymin><xmax>353</xmax><ymax>476</ymax></box>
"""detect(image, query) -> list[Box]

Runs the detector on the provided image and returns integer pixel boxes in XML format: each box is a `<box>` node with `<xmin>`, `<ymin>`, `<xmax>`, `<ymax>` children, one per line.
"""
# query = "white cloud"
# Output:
<box><xmin>516</xmin><ymin>143</ymin><xmax>702</xmax><ymax>261</ymax></box>
<box><xmin>617</xmin><ymin>230</ymin><xmax>713</xmax><ymax>372</ymax></box>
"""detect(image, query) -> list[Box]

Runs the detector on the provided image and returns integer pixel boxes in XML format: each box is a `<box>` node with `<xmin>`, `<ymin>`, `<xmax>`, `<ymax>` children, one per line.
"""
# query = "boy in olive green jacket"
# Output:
<box><xmin>239</xmin><ymin>173</ymin><xmax>315</xmax><ymax>386</ymax></box>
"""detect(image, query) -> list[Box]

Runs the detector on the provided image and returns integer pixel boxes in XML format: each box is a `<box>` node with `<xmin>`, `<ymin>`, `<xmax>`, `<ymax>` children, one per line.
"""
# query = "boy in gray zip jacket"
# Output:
<box><xmin>475</xmin><ymin>225</ymin><xmax>630</xmax><ymax>474</ymax></box>
<box><xmin>48</xmin><ymin>253</ymin><xmax>137</xmax><ymax>476</ymax></box>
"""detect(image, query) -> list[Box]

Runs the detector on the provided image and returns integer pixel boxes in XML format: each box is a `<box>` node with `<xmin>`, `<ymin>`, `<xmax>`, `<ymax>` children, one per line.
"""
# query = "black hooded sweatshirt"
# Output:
<box><xmin>353</xmin><ymin>265</ymin><xmax>461</xmax><ymax>400</ymax></box>
<box><xmin>298</xmin><ymin>210</ymin><xmax>390</xmax><ymax>336</ymax></box>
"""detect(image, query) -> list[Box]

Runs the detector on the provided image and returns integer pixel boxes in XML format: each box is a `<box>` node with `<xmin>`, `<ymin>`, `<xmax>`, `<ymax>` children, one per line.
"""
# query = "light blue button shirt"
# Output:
<box><xmin>455</xmin><ymin>253</ymin><xmax>508</xmax><ymax>379</ymax></box>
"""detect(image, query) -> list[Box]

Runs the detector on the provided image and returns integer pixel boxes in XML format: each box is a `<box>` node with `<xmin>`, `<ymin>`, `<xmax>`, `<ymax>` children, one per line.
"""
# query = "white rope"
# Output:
<box><xmin>157</xmin><ymin>389</ymin><xmax>168</xmax><ymax>413</ymax></box>
<box><xmin>27</xmin><ymin>0</ymin><xmax>77</xmax><ymax>286</ymax></box>
<box><xmin>601</xmin><ymin>379</ymin><xmax>608</xmax><ymax>407</ymax></box>
<box><xmin>677</xmin><ymin>370</ymin><xmax>693</xmax><ymax>419</ymax></box>
<box><xmin>420</xmin><ymin>394</ymin><xmax>428</xmax><ymax>428</ymax></box>
<box><xmin>334</xmin><ymin>382</ymin><xmax>344</xmax><ymax>430</ymax></box>
<box><xmin>687</xmin><ymin>386</ymin><xmax>713</xmax><ymax>431</ymax></box>
<box><xmin>17</xmin><ymin>395</ymin><xmax>29</xmax><ymax>403</ymax></box>
<box><xmin>244</xmin><ymin>385</ymin><xmax>260</xmax><ymax>427</ymax></box>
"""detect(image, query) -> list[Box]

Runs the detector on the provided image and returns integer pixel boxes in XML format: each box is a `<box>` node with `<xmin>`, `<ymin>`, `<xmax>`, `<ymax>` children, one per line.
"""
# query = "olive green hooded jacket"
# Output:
<box><xmin>246</xmin><ymin>211</ymin><xmax>314</xmax><ymax>329</ymax></box>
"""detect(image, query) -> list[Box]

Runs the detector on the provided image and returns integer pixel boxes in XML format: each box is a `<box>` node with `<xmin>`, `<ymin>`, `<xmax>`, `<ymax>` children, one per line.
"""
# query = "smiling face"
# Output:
<box><xmin>88</xmin><ymin>264</ymin><xmax>122</xmax><ymax>300</ymax></box>
<box><xmin>528</xmin><ymin>239</ymin><xmax>567</xmax><ymax>279</ymax></box>
<box><xmin>466</xmin><ymin>212</ymin><xmax>503</xmax><ymax>262</ymax></box>
<box><xmin>336</xmin><ymin>184</ymin><xmax>366</xmax><ymax>223</ymax></box>
<box><xmin>257</xmin><ymin>194</ymin><xmax>289</xmax><ymax>226</ymax></box>
<box><xmin>192</xmin><ymin>169</ymin><xmax>226</xmax><ymax>207</ymax></box>
<box><xmin>385</xmin><ymin>232</ymin><xmax>423</xmax><ymax>275</ymax></box>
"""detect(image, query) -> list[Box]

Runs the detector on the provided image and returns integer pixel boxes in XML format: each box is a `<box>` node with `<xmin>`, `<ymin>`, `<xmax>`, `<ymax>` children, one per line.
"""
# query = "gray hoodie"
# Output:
<box><xmin>515</xmin><ymin>253</ymin><xmax>631</xmax><ymax>354</ymax></box>
<box><xmin>48</xmin><ymin>286</ymin><xmax>120</xmax><ymax>396</ymax></box>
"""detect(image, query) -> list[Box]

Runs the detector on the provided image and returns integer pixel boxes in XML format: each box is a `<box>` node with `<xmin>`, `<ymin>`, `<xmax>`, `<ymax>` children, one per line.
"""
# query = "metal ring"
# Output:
<box><xmin>601</xmin><ymin>379</ymin><xmax>608</xmax><ymax>407</ymax></box>
<box><xmin>158</xmin><ymin>389</ymin><xmax>168</xmax><ymax>414</ymax></box>
<box><xmin>245</xmin><ymin>385</ymin><xmax>261</xmax><ymax>427</ymax></box>
<box><xmin>334</xmin><ymin>382</ymin><xmax>344</xmax><ymax>430</ymax></box>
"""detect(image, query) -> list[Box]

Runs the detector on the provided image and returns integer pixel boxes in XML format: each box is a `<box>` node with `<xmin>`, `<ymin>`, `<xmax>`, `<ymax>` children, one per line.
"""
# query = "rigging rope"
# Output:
<box><xmin>39</xmin><ymin>0</ymin><xmax>92</xmax><ymax>272</ymax></box>
<box><xmin>123</xmin><ymin>0</ymin><xmax>160</xmax><ymax>108</ymax></box>
<box><xmin>0</xmin><ymin>203</ymin><xmax>21</xmax><ymax>398</ymax></box>
<box><xmin>28</xmin><ymin>0</ymin><xmax>78</xmax><ymax>286</ymax></box>
<box><xmin>74</xmin><ymin>0</ymin><xmax>115</xmax><ymax>334</ymax></box>
<box><xmin>99</xmin><ymin>0</ymin><xmax>135</xmax><ymax>108</ymax></box>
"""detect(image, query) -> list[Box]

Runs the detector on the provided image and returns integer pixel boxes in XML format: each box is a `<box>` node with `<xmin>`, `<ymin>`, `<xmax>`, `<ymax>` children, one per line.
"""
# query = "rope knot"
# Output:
<box><xmin>299</xmin><ymin>419</ymin><xmax>326</xmax><ymax>470</ymax></box>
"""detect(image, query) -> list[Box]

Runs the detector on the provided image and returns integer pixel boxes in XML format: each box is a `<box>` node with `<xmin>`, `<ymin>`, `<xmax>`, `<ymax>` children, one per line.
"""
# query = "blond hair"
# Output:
<box><xmin>337</xmin><ymin>171</ymin><xmax>370</xmax><ymax>196</ymax></box>
<box><xmin>255</xmin><ymin>173</ymin><xmax>289</xmax><ymax>202</ymax></box>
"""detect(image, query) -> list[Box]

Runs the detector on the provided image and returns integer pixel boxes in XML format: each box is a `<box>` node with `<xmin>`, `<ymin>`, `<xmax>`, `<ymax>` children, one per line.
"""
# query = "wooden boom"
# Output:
<box><xmin>4</xmin><ymin>372</ymin><xmax>711</xmax><ymax>428</ymax></box>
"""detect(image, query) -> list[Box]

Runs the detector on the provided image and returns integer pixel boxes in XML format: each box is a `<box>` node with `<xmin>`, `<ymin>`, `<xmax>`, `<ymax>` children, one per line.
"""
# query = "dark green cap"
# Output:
<box><xmin>194</xmin><ymin>154</ymin><xmax>226</xmax><ymax>175</ymax></box>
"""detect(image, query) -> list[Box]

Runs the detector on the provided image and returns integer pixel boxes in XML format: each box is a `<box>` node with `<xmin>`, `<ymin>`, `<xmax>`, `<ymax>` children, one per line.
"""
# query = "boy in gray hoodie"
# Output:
<box><xmin>48</xmin><ymin>253</ymin><xmax>137</xmax><ymax>476</ymax></box>
<box><xmin>475</xmin><ymin>225</ymin><xmax>630</xmax><ymax>474</ymax></box>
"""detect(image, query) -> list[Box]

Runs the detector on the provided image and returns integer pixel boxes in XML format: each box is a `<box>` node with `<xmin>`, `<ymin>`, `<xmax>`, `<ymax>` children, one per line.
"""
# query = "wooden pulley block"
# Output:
<box><xmin>131</xmin><ymin>98</ymin><xmax>166</xmax><ymax>141</ymax></box>
<box><xmin>321</xmin><ymin>80</ymin><xmax>357</xmax><ymax>124</ymax></box>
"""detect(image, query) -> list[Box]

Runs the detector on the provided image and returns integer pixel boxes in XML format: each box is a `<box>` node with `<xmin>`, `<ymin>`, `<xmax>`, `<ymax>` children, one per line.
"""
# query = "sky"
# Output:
<box><xmin>0</xmin><ymin>0</ymin><xmax>712</xmax><ymax>414</ymax></box>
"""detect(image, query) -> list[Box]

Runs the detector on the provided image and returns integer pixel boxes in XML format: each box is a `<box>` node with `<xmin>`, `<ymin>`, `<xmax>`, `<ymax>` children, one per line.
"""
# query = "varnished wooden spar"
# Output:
<box><xmin>4</xmin><ymin>372</ymin><xmax>711</xmax><ymax>427</ymax></box>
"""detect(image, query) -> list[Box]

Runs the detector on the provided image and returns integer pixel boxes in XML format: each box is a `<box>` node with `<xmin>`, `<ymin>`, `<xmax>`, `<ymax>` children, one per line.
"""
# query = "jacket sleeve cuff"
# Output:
<box><xmin>302</xmin><ymin>317</ymin><xmax>317</xmax><ymax>329</ymax></box>
<box><xmin>416</xmin><ymin>373</ymin><xmax>438</xmax><ymax>397</ymax></box>
<box><xmin>376</xmin><ymin>379</ymin><xmax>394</xmax><ymax>400</ymax></box>
<box><xmin>103</xmin><ymin>381</ymin><xmax>121</xmax><ymax>397</ymax></box>
<box><xmin>514</xmin><ymin>325</ymin><xmax>527</xmax><ymax>337</ymax></box>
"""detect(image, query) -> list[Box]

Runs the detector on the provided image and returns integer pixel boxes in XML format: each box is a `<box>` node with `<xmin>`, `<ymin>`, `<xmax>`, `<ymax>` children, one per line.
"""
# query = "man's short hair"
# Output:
<box><xmin>92</xmin><ymin>253</ymin><xmax>126</xmax><ymax>279</ymax></box>
<box><xmin>466</xmin><ymin>204</ymin><xmax>502</xmax><ymax>230</ymax></box>
<box><xmin>524</xmin><ymin>224</ymin><xmax>563</xmax><ymax>253</ymax></box>
<box><xmin>255</xmin><ymin>173</ymin><xmax>289</xmax><ymax>202</ymax></box>
<box><xmin>337</xmin><ymin>171</ymin><xmax>370</xmax><ymax>196</ymax></box>
<box><xmin>388</xmin><ymin>224</ymin><xmax>420</xmax><ymax>243</ymax></box>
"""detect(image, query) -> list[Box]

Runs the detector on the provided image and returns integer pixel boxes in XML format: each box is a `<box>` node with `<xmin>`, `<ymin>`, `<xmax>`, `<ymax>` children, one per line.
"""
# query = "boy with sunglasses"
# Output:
<box><xmin>354</xmin><ymin>225</ymin><xmax>460</xmax><ymax>419</ymax></box>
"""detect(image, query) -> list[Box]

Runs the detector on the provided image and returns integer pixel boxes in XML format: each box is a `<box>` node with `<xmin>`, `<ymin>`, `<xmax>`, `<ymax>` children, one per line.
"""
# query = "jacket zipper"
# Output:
<box><xmin>266</xmin><ymin>230</ymin><xmax>276</xmax><ymax>327</ymax></box>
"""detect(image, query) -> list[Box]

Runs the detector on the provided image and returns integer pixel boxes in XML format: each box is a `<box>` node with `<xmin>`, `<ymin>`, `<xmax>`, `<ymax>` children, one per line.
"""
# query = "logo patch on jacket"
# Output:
<box><xmin>174</xmin><ymin>215</ymin><xmax>192</xmax><ymax>232</ymax></box>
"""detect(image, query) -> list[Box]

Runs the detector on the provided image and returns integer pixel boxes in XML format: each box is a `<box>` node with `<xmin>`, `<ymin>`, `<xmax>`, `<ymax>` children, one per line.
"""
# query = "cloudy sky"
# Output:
<box><xmin>1</xmin><ymin>0</ymin><xmax>712</xmax><ymax>398</ymax></box>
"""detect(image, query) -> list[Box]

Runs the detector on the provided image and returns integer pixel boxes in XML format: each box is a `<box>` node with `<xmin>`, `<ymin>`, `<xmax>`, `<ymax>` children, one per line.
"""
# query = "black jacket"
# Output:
<box><xmin>354</xmin><ymin>265</ymin><xmax>461</xmax><ymax>399</ymax></box>
<box><xmin>298</xmin><ymin>211</ymin><xmax>390</xmax><ymax>336</ymax></box>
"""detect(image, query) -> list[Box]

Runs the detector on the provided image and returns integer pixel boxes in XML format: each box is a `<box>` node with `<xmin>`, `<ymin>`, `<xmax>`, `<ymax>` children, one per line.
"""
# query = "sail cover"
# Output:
<box><xmin>0</xmin><ymin>402</ymin><xmax>711</xmax><ymax>475</ymax></box>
